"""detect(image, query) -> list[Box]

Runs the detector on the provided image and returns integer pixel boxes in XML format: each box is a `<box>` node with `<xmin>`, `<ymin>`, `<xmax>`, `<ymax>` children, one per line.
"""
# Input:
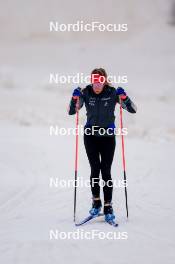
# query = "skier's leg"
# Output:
<box><xmin>84</xmin><ymin>134</ymin><xmax>102</xmax><ymax>215</ymax></box>
<box><xmin>84</xmin><ymin>134</ymin><xmax>101</xmax><ymax>199</ymax></box>
<box><xmin>100</xmin><ymin>136</ymin><xmax>116</xmax><ymax>205</ymax></box>
<box><xmin>99</xmin><ymin>136</ymin><xmax>116</xmax><ymax>222</ymax></box>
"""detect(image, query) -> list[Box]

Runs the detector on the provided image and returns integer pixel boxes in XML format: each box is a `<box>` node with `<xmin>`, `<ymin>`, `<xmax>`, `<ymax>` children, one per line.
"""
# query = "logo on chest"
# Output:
<box><xmin>102</xmin><ymin>97</ymin><xmax>111</xmax><ymax>107</ymax></box>
<box><xmin>88</xmin><ymin>97</ymin><xmax>111</xmax><ymax>107</ymax></box>
<box><xmin>89</xmin><ymin>97</ymin><xmax>96</xmax><ymax>106</ymax></box>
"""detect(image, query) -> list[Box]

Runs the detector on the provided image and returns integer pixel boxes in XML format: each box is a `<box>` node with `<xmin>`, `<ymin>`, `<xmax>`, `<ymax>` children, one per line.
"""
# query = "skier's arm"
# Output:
<box><xmin>68</xmin><ymin>87</ymin><xmax>84</xmax><ymax>115</ymax></box>
<box><xmin>116</xmin><ymin>87</ymin><xmax>137</xmax><ymax>114</ymax></box>
<box><xmin>120</xmin><ymin>96</ymin><xmax>137</xmax><ymax>113</ymax></box>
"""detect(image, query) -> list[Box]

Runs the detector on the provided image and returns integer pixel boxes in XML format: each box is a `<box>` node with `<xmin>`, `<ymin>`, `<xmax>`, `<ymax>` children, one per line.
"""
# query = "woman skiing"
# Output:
<box><xmin>68</xmin><ymin>68</ymin><xmax>137</xmax><ymax>224</ymax></box>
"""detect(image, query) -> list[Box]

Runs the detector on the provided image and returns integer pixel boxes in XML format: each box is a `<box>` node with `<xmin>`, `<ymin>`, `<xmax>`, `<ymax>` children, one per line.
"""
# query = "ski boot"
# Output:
<box><xmin>104</xmin><ymin>203</ymin><xmax>117</xmax><ymax>225</ymax></box>
<box><xmin>89</xmin><ymin>198</ymin><xmax>102</xmax><ymax>216</ymax></box>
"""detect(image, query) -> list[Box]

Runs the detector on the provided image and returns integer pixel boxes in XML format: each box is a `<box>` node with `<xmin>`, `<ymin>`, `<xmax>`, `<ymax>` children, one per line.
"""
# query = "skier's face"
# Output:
<box><xmin>93</xmin><ymin>82</ymin><xmax>104</xmax><ymax>94</ymax></box>
<box><xmin>91</xmin><ymin>73</ymin><xmax>105</xmax><ymax>94</ymax></box>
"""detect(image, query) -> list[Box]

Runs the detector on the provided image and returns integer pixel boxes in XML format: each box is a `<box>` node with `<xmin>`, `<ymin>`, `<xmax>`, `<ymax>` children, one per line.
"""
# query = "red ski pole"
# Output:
<box><xmin>119</xmin><ymin>99</ymin><xmax>129</xmax><ymax>218</ymax></box>
<box><xmin>74</xmin><ymin>97</ymin><xmax>79</xmax><ymax>222</ymax></box>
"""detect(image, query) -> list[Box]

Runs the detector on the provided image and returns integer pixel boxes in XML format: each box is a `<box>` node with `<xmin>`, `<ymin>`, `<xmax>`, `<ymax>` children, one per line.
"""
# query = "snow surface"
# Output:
<box><xmin>0</xmin><ymin>0</ymin><xmax>175</xmax><ymax>263</ymax></box>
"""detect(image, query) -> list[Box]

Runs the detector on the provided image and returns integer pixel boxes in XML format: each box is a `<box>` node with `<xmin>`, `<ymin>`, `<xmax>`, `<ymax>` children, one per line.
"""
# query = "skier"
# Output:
<box><xmin>68</xmin><ymin>68</ymin><xmax>137</xmax><ymax>224</ymax></box>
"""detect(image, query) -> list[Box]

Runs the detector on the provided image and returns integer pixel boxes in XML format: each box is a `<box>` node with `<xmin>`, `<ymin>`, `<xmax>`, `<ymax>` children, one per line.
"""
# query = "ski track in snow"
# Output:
<box><xmin>0</xmin><ymin>125</ymin><xmax>175</xmax><ymax>264</ymax></box>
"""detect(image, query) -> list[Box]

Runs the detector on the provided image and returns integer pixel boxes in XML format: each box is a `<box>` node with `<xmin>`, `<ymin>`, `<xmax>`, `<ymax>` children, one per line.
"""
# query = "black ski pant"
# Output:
<box><xmin>84</xmin><ymin>134</ymin><xmax>116</xmax><ymax>203</ymax></box>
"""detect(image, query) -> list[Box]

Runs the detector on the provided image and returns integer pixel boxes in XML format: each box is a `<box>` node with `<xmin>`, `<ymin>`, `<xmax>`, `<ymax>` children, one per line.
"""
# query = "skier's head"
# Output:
<box><xmin>91</xmin><ymin>68</ymin><xmax>108</xmax><ymax>94</ymax></box>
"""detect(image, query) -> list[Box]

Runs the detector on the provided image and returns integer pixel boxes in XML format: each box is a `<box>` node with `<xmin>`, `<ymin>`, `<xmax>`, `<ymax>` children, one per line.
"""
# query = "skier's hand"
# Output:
<box><xmin>116</xmin><ymin>87</ymin><xmax>127</xmax><ymax>100</ymax></box>
<box><xmin>72</xmin><ymin>87</ymin><xmax>82</xmax><ymax>100</ymax></box>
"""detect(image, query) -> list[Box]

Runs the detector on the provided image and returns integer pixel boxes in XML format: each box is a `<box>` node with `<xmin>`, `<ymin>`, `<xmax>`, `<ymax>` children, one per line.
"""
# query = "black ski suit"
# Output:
<box><xmin>69</xmin><ymin>84</ymin><xmax>137</xmax><ymax>203</ymax></box>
